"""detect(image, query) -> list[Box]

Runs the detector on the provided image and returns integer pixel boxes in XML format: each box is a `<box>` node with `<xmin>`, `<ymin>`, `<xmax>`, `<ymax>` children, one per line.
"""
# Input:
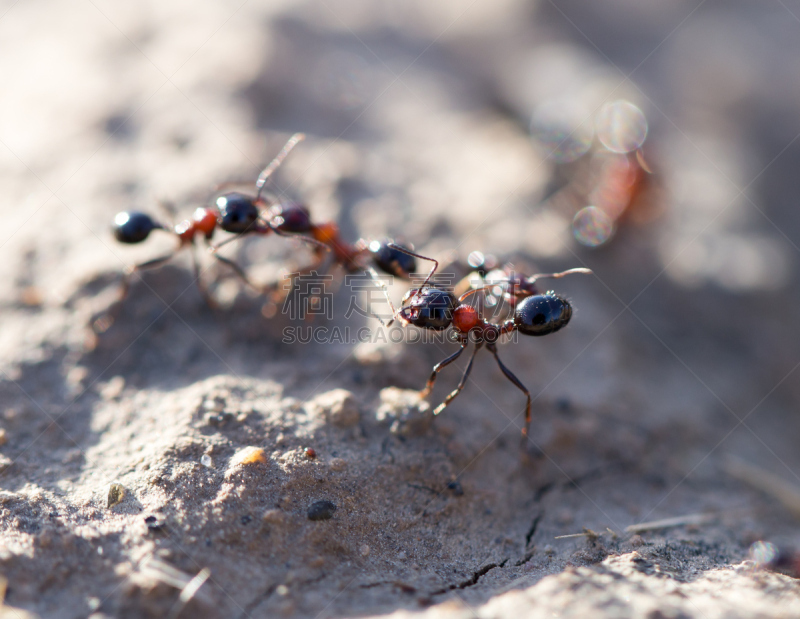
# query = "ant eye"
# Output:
<box><xmin>514</xmin><ymin>293</ymin><xmax>572</xmax><ymax>336</ymax></box>
<box><xmin>113</xmin><ymin>211</ymin><xmax>159</xmax><ymax>244</ymax></box>
<box><xmin>270</xmin><ymin>202</ymin><xmax>312</xmax><ymax>233</ymax></box>
<box><xmin>401</xmin><ymin>289</ymin><xmax>456</xmax><ymax>330</ymax></box>
<box><xmin>216</xmin><ymin>193</ymin><xmax>259</xmax><ymax>233</ymax></box>
<box><xmin>370</xmin><ymin>240</ymin><xmax>417</xmax><ymax>278</ymax></box>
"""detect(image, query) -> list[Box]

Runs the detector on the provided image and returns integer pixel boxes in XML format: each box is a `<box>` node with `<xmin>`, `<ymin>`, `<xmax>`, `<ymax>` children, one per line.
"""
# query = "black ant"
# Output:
<box><xmin>103</xmin><ymin>134</ymin><xmax>321</xmax><ymax>329</ymax></box>
<box><xmin>388</xmin><ymin>244</ymin><xmax>591</xmax><ymax>443</ymax></box>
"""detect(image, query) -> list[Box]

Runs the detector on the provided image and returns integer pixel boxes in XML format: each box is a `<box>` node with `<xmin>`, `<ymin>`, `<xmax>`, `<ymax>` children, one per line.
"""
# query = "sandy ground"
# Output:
<box><xmin>1</xmin><ymin>0</ymin><xmax>800</xmax><ymax>617</ymax></box>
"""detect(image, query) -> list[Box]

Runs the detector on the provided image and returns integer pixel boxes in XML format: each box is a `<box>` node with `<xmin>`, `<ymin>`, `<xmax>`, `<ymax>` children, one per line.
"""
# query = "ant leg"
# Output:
<box><xmin>211</xmin><ymin>252</ymin><xmax>261</xmax><ymax>292</ymax></box>
<box><xmin>255</xmin><ymin>133</ymin><xmax>305</xmax><ymax>200</ymax></box>
<box><xmin>433</xmin><ymin>343</ymin><xmax>481</xmax><ymax>415</ymax></box>
<box><xmin>190</xmin><ymin>244</ymin><xmax>219</xmax><ymax>311</ymax></box>
<box><xmin>420</xmin><ymin>341</ymin><xmax>467</xmax><ymax>399</ymax></box>
<box><xmin>365</xmin><ymin>266</ymin><xmax>396</xmax><ymax>326</ymax></box>
<box><xmin>207</xmin><ymin>235</ymin><xmax>264</xmax><ymax>292</ymax></box>
<box><xmin>487</xmin><ymin>343</ymin><xmax>532</xmax><ymax>442</ymax></box>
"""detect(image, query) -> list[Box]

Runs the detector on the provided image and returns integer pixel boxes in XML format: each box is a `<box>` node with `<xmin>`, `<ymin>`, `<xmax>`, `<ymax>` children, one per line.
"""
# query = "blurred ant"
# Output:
<box><xmin>103</xmin><ymin>134</ymin><xmax>321</xmax><ymax>329</ymax></box>
<box><xmin>269</xmin><ymin>216</ymin><xmax>419</xmax><ymax>324</ymax></box>
<box><xmin>456</xmin><ymin>251</ymin><xmax>591</xmax><ymax>307</ymax></box>
<box><xmin>388</xmin><ymin>244</ymin><xmax>591</xmax><ymax>443</ymax></box>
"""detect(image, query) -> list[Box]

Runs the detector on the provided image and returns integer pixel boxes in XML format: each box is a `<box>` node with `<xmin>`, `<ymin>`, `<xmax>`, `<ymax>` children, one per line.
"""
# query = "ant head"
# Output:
<box><xmin>370</xmin><ymin>240</ymin><xmax>417</xmax><ymax>278</ymax></box>
<box><xmin>216</xmin><ymin>193</ymin><xmax>260</xmax><ymax>234</ymax></box>
<box><xmin>268</xmin><ymin>202</ymin><xmax>313</xmax><ymax>233</ymax></box>
<box><xmin>397</xmin><ymin>288</ymin><xmax>456</xmax><ymax>330</ymax></box>
<box><xmin>113</xmin><ymin>211</ymin><xmax>161</xmax><ymax>244</ymax></box>
<box><xmin>514</xmin><ymin>292</ymin><xmax>572</xmax><ymax>336</ymax></box>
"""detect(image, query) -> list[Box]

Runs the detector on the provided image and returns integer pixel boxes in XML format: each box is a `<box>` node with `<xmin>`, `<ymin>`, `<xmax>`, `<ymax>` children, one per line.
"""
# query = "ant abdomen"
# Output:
<box><xmin>113</xmin><ymin>211</ymin><xmax>161</xmax><ymax>244</ymax></box>
<box><xmin>216</xmin><ymin>193</ymin><xmax>260</xmax><ymax>233</ymax></box>
<box><xmin>269</xmin><ymin>202</ymin><xmax>313</xmax><ymax>233</ymax></box>
<box><xmin>370</xmin><ymin>240</ymin><xmax>417</xmax><ymax>278</ymax></box>
<box><xmin>514</xmin><ymin>293</ymin><xmax>572</xmax><ymax>336</ymax></box>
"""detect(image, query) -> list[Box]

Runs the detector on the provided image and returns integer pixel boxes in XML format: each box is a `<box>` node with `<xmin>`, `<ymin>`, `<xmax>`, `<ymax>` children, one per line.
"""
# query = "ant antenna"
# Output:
<box><xmin>457</xmin><ymin>282</ymin><xmax>508</xmax><ymax>303</ymax></box>
<box><xmin>255</xmin><ymin>133</ymin><xmax>306</xmax><ymax>201</ymax></box>
<box><xmin>527</xmin><ymin>267</ymin><xmax>593</xmax><ymax>284</ymax></box>
<box><xmin>385</xmin><ymin>243</ymin><xmax>439</xmax><ymax>294</ymax></box>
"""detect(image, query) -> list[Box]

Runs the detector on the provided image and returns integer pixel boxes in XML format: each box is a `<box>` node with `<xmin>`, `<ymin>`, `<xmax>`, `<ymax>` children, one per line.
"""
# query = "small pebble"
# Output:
<box><xmin>630</xmin><ymin>534</ymin><xmax>644</xmax><ymax>547</ymax></box>
<box><xmin>307</xmin><ymin>500</ymin><xmax>337</xmax><ymax>521</ymax></box>
<box><xmin>276</xmin><ymin>584</ymin><xmax>289</xmax><ymax>596</ymax></box>
<box><xmin>230</xmin><ymin>446</ymin><xmax>268</xmax><ymax>467</ymax></box>
<box><xmin>305</xmin><ymin>447</ymin><xmax>316</xmax><ymax>459</ymax></box>
<box><xmin>360</xmin><ymin>544</ymin><xmax>370</xmax><ymax>556</ymax></box>
<box><xmin>0</xmin><ymin>428</ymin><xmax>7</xmax><ymax>446</ymax></box>
<box><xmin>447</xmin><ymin>481</ymin><xmax>464</xmax><ymax>496</ymax></box>
<box><xmin>201</xmin><ymin>454</ymin><xmax>213</xmax><ymax>468</ymax></box>
<box><xmin>107</xmin><ymin>483</ymin><xmax>125</xmax><ymax>508</ymax></box>
<box><xmin>241</xmin><ymin>515</ymin><xmax>252</xmax><ymax>525</ymax></box>
<box><xmin>144</xmin><ymin>515</ymin><xmax>165</xmax><ymax>531</ymax></box>
<box><xmin>308</xmin><ymin>389</ymin><xmax>361</xmax><ymax>428</ymax></box>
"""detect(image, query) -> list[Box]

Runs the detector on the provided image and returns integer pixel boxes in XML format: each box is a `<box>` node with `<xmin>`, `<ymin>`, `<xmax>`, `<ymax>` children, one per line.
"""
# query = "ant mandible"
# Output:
<box><xmin>106</xmin><ymin>134</ymin><xmax>321</xmax><ymax>328</ymax></box>
<box><xmin>388</xmin><ymin>244</ymin><xmax>591</xmax><ymax>444</ymax></box>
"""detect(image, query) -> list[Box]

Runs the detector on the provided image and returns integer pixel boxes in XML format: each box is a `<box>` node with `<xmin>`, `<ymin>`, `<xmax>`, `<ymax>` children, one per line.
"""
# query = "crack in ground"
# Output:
<box><xmin>525</xmin><ymin>511</ymin><xmax>543</xmax><ymax>548</ymax></box>
<box><xmin>431</xmin><ymin>559</ymin><xmax>509</xmax><ymax>595</ymax></box>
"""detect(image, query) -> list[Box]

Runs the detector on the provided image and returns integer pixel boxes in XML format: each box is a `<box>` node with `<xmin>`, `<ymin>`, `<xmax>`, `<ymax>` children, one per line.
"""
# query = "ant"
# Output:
<box><xmin>269</xmin><ymin>214</ymin><xmax>419</xmax><ymax>324</ymax></box>
<box><xmin>455</xmin><ymin>251</ymin><xmax>591</xmax><ymax>307</ymax></box>
<box><xmin>388</xmin><ymin>244</ymin><xmax>591</xmax><ymax>444</ymax></box>
<box><xmin>104</xmin><ymin>134</ymin><xmax>321</xmax><ymax>329</ymax></box>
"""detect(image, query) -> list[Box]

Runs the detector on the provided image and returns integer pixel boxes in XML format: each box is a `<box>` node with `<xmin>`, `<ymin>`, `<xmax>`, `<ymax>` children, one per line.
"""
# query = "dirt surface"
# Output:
<box><xmin>1</xmin><ymin>1</ymin><xmax>800</xmax><ymax>617</ymax></box>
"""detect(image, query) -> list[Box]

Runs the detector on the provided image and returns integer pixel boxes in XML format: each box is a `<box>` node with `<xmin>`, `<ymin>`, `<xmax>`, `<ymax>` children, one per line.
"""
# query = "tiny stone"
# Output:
<box><xmin>241</xmin><ymin>515</ymin><xmax>252</xmax><ymax>525</ymax></box>
<box><xmin>107</xmin><ymin>483</ymin><xmax>125</xmax><ymax>508</ymax></box>
<box><xmin>276</xmin><ymin>584</ymin><xmax>289</xmax><ymax>596</ymax></box>
<box><xmin>308</xmin><ymin>389</ymin><xmax>361</xmax><ymax>428</ymax></box>
<box><xmin>144</xmin><ymin>515</ymin><xmax>165</xmax><ymax>531</ymax></box>
<box><xmin>630</xmin><ymin>534</ymin><xmax>644</xmax><ymax>547</ymax></box>
<box><xmin>0</xmin><ymin>428</ymin><xmax>7</xmax><ymax>446</ymax></box>
<box><xmin>307</xmin><ymin>500</ymin><xmax>337</xmax><ymax>521</ymax></box>
<box><xmin>544</xmin><ymin>545</ymin><xmax>556</xmax><ymax>556</ymax></box>
<box><xmin>229</xmin><ymin>446</ymin><xmax>268</xmax><ymax>467</ymax></box>
<box><xmin>447</xmin><ymin>481</ymin><xmax>464</xmax><ymax>496</ymax></box>
<box><xmin>305</xmin><ymin>447</ymin><xmax>317</xmax><ymax>459</ymax></box>
<box><xmin>360</xmin><ymin>544</ymin><xmax>370</xmax><ymax>556</ymax></box>
<box><xmin>201</xmin><ymin>454</ymin><xmax>213</xmax><ymax>468</ymax></box>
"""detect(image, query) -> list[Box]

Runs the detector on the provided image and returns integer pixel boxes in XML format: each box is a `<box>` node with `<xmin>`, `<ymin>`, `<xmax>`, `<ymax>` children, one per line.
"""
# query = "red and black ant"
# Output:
<box><xmin>103</xmin><ymin>134</ymin><xmax>322</xmax><ymax>329</ymax></box>
<box><xmin>268</xmin><ymin>212</ymin><xmax>419</xmax><ymax>324</ymax></box>
<box><xmin>387</xmin><ymin>244</ymin><xmax>591</xmax><ymax>443</ymax></box>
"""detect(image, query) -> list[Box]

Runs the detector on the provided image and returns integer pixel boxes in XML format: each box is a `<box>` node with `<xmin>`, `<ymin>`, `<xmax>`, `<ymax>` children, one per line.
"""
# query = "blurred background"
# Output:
<box><xmin>1</xmin><ymin>0</ymin><xmax>800</xmax><ymax>585</ymax></box>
